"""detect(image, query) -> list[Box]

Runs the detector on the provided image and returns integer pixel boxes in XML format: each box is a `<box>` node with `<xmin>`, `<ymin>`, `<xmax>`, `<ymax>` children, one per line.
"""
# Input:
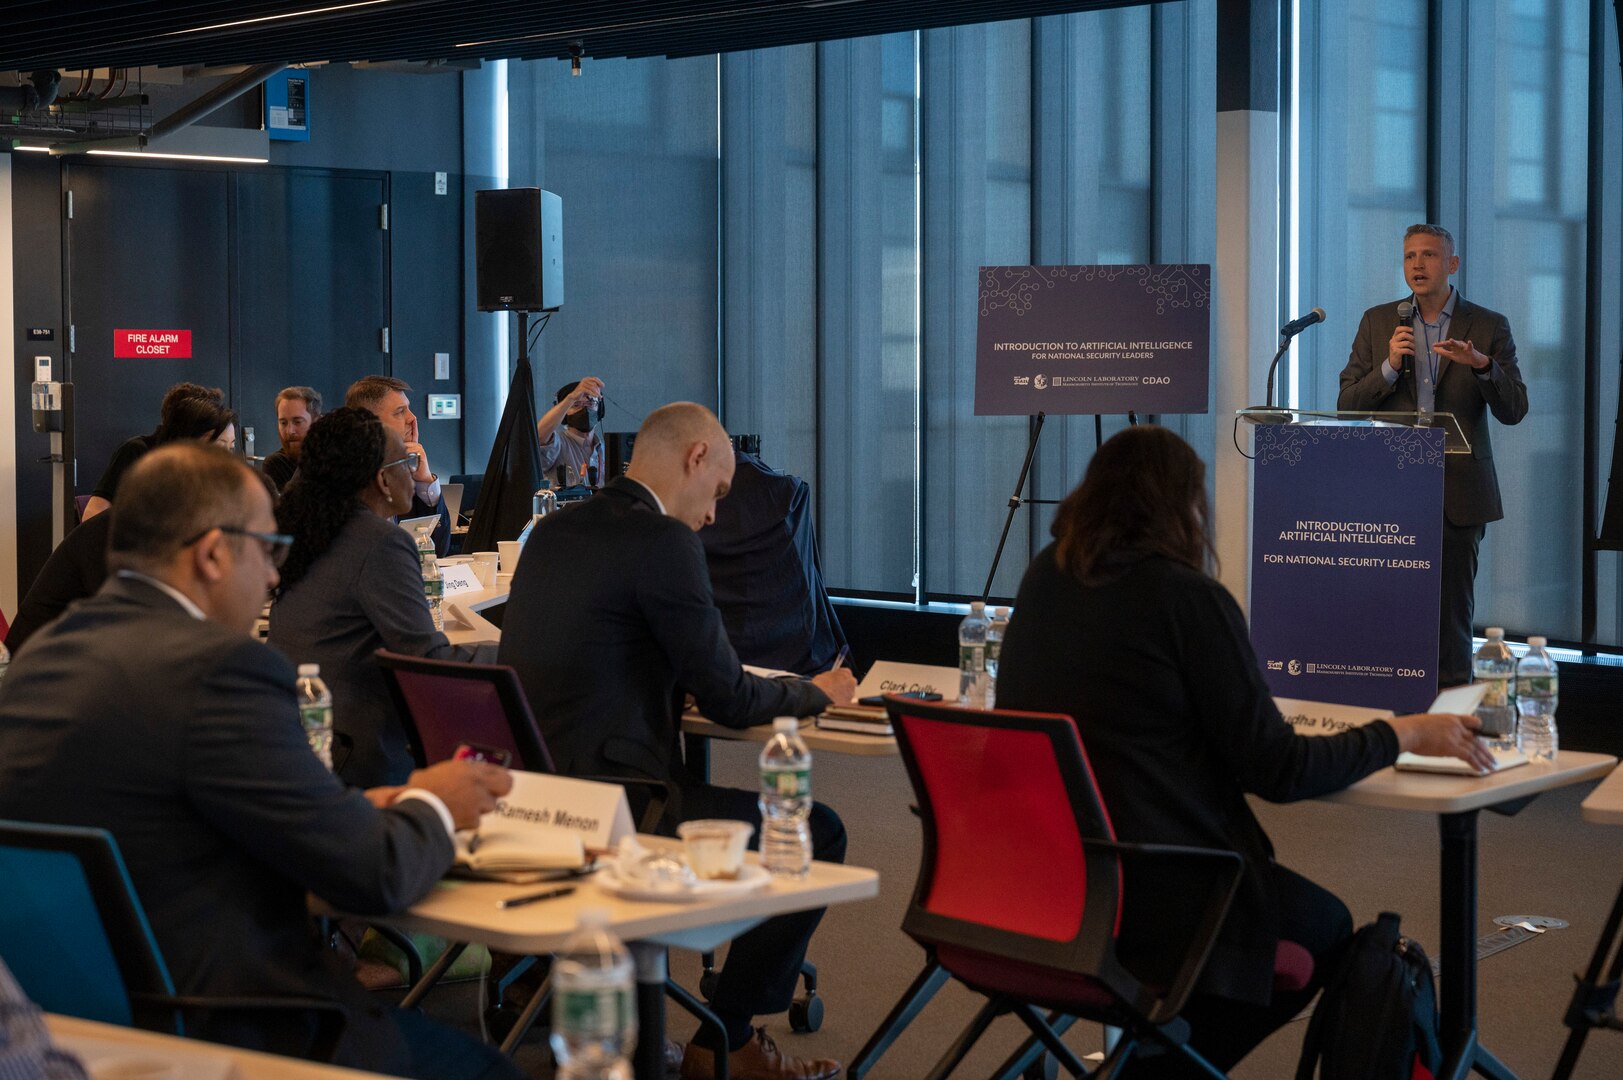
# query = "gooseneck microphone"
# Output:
<box><xmin>1264</xmin><ymin>306</ymin><xmax>1327</xmax><ymax>409</ymax></box>
<box><xmin>1395</xmin><ymin>300</ymin><xmax>1415</xmax><ymax>384</ymax></box>
<box><xmin>1279</xmin><ymin>307</ymin><xmax>1326</xmax><ymax>338</ymax></box>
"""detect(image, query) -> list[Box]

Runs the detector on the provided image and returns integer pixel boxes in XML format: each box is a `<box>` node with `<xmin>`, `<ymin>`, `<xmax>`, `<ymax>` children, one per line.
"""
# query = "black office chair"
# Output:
<box><xmin>0</xmin><ymin>819</ymin><xmax>346</xmax><ymax>1060</ymax></box>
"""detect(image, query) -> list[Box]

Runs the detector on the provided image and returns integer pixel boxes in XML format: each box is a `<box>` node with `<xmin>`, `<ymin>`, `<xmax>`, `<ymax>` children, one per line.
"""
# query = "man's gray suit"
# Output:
<box><xmin>0</xmin><ymin>576</ymin><xmax>511</xmax><ymax>1077</ymax></box>
<box><xmin>1338</xmin><ymin>295</ymin><xmax>1529</xmax><ymax>683</ymax></box>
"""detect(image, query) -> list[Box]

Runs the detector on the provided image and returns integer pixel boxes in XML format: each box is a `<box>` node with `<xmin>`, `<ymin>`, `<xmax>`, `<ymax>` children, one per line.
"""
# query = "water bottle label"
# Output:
<box><xmin>959</xmin><ymin>644</ymin><xmax>985</xmax><ymax>672</ymax></box>
<box><xmin>762</xmin><ymin>767</ymin><xmax>810</xmax><ymax>798</ymax></box>
<box><xmin>1479</xmin><ymin>678</ymin><xmax>1509</xmax><ymax>708</ymax></box>
<box><xmin>424</xmin><ymin>579</ymin><xmax>444</xmax><ymax>600</ymax></box>
<box><xmin>299</xmin><ymin>704</ymin><xmax>331</xmax><ymax>733</ymax></box>
<box><xmin>1516</xmin><ymin>675</ymin><xmax>1556</xmax><ymax>697</ymax></box>
<box><xmin>558</xmin><ymin>986</ymin><xmax>632</xmax><ymax>1038</ymax></box>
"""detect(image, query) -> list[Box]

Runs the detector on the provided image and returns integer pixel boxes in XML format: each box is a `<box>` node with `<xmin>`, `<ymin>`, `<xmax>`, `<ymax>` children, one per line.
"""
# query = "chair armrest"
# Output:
<box><xmin>1079</xmin><ymin>839</ymin><xmax>1243</xmax><ymax>1023</ymax></box>
<box><xmin>579</xmin><ymin>775</ymin><xmax>672</xmax><ymax>834</ymax></box>
<box><xmin>130</xmin><ymin>993</ymin><xmax>348</xmax><ymax>1061</ymax></box>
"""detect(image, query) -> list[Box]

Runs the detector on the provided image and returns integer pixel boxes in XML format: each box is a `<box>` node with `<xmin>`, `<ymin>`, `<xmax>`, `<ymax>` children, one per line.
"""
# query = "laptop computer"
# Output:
<box><xmin>1395</xmin><ymin>682</ymin><xmax>1528</xmax><ymax>775</ymax></box>
<box><xmin>397</xmin><ymin>515</ymin><xmax>439</xmax><ymax>540</ymax></box>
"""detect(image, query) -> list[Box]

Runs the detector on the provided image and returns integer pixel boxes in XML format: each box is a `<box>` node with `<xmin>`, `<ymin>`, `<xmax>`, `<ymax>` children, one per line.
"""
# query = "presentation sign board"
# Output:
<box><xmin>974</xmin><ymin>264</ymin><xmax>1210</xmax><ymax>415</ymax></box>
<box><xmin>1250</xmin><ymin>424</ymin><xmax>1445</xmax><ymax>714</ymax></box>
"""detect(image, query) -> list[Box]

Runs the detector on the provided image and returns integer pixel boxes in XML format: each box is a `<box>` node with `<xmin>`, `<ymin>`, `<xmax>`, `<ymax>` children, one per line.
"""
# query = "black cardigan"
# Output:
<box><xmin>996</xmin><ymin>548</ymin><xmax>1398</xmax><ymax>1006</ymax></box>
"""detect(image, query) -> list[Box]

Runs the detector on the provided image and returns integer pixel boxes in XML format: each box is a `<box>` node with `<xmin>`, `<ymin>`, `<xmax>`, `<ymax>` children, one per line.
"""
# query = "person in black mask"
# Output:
<box><xmin>536</xmin><ymin>377</ymin><xmax>606</xmax><ymax>489</ymax></box>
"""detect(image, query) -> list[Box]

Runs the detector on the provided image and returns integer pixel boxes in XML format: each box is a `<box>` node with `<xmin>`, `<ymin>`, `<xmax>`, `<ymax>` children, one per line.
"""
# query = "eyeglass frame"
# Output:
<box><xmin>181</xmin><ymin>524</ymin><xmax>295</xmax><ymax>568</ymax></box>
<box><xmin>381</xmin><ymin>451</ymin><xmax>421</xmax><ymax>475</ymax></box>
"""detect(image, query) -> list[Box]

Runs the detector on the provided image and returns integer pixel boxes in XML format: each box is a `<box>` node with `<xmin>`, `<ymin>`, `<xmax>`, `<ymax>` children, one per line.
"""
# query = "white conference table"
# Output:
<box><xmin>681</xmin><ymin>712</ymin><xmax>899</xmax><ymax>757</ymax></box>
<box><xmin>46</xmin><ymin>1013</ymin><xmax>399</xmax><ymax>1079</ymax></box>
<box><xmin>440</xmin><ymin>580</ymin><xmax>509</xmax><ymax>646</ymax></box>
<box><xmin>1580</xmin><ymin>764</ymin><xmax>1623</xmax><ymax>825</ymax></box>
<box><xmin>1319</xmin><ymin>751</ymin><xmax>1616</xmax><ymax>1080</ymax></box>
<box><xmin>323</xmin><ymin>844</ymin><xmax>878</xmax><ymax>1080</ymax></box>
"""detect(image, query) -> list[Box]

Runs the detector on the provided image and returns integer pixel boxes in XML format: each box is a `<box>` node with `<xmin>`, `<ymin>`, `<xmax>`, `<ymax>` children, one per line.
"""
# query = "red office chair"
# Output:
<box><xmin>865</xmin><ymin>697</ymin><xmax>1269</xmax><ymax>1080</ymax></box>
<box><xmin>374</xmin><ymin>650</ymin><xmax>555</xmax><ymax>773</ymax></box>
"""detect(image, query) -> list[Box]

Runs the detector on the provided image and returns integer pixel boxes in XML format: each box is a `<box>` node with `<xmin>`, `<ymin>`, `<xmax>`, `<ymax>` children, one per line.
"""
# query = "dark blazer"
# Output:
<box><xmin>269</xmin><ymin>510</ymin><xmax>488</xmax><ymax>787</ymax></box>
<box><xmin>5</xmin><ymin>512</ymin><xmax>111</xmax><ymax>653</ymax></box>
<box><xmin>0</xmin><ymin>575</ymin><xmax>453</xmax><ymax>1066</ymax></box>
<box><xmin>1338</xmin><ymin>295</ymin><xmax>1528</xmax><ymax>526</ymax></box>
<box><xmin>700</xmin><ymin>453</ymin><xmax>847</xmax><ymax>676</ymax></box>
<box><xmin>261</xmin><ymin>449</ymin><xmax>298</xmax><ymax>493</ymax></box>
<box><xmin>498</xmin><ymin>477</ymin><xmax>829</xmax><ymax>806</ymax></box>
<box><xmin>995</xmin><ymin>550</ymin><xmax>1399</xmax><ymax>1007</ymax></box>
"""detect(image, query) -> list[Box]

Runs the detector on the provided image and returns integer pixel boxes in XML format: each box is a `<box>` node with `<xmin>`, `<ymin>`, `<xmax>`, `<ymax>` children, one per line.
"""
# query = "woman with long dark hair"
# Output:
<box><xmin>269</xmin><ymin>407</ymin><xmax>490</xmax><ymax>787</ymax></box>
<box><xmin>995</xmin><ymin>424</ymin><xmax>1488</xmax><ymax>1076</ymax></box>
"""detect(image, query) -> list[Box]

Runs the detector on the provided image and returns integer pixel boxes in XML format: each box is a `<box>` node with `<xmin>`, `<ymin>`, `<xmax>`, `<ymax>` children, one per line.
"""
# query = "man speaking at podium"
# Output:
<box><xmin>1337</xmin><ymin>224</ymin><xmax>1528</xmax><ymax>687</ymax></box>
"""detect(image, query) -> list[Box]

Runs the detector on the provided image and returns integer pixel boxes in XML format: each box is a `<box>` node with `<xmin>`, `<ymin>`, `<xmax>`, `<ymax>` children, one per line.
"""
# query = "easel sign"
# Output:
<box><xmin>974</xmin><ymin>265</ymin><xmax>1211</xmax><ymax>416</ymax></box>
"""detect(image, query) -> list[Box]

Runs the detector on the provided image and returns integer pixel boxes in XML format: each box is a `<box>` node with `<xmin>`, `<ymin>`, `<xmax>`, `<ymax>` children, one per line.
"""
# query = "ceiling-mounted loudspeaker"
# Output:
<box><xmin>476</xmin><ymin>187</ymin><xmax>563</xmax><ymax>313</ymax></box>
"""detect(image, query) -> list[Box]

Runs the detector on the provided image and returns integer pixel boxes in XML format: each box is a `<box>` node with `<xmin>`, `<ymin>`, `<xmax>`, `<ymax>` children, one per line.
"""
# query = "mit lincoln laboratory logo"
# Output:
<box><xmin>1287</xmin><ymin>660</ymin><xmax>1302</xmax><ymax>676</ymax></box>
<box><xmin>1033</xmin><ymin>374</ymin><xmax>1048</xmax><ymax>390</ymax></box>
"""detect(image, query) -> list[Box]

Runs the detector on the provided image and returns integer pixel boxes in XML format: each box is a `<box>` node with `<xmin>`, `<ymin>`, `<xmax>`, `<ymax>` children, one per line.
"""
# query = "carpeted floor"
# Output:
<box><xmin>421</xmin><ymin>737</ymin><xmax>1623</xmax><ymax>1078</ymax></box>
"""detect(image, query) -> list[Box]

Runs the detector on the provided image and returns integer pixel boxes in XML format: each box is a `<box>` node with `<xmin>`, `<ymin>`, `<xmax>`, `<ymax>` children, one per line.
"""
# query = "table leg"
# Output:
<box><xmin>1436</xmin><ymin>810</ymin><xmax>1520</xmax><ymax>1080</ymax></box>
<box><xmin>630</xmin><ymin>941</ymin><xmax>669</xmax><ymax>1080</ymax></box>
<box><xmin>684</xmin><ymin>730</ymin><xmax>713</xmax><ymax>784</ymax></box>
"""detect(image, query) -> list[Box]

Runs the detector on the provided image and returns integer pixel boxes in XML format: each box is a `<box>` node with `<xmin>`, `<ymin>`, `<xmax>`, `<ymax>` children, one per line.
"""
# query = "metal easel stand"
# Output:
<box><xmin>981</xmin><ymin>411</ymin><xmax>1140</xmax><ymax>604</ymax></box>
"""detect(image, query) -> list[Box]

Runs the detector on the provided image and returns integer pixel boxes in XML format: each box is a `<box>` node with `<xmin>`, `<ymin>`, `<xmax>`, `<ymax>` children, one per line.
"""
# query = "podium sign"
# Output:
<box><xmin>1250</xmin><ymin>424</ymin><xmax>1445</xmax><ymax>713</ymax></box>
<box><xmin>974</xmin><ymin>264</ymin><xmax>1210</xmax><ymax>415</ymax></box>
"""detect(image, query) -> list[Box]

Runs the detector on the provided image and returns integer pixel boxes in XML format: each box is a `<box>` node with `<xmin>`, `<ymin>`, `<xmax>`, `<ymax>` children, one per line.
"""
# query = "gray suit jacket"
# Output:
<box><xmin>0</xmin><ymin>575</ymin><xmax>453</xmax><ymax>1065</ymax></box>
<box><xmin>1338</xmin><ymin>295</ymin><xmax>1529</xmax><ymax>526</ymax></box>
<box><xmin>269</xmin><ymin>510</ymin><xmax>489</xmax><ymax>788</ymax></box>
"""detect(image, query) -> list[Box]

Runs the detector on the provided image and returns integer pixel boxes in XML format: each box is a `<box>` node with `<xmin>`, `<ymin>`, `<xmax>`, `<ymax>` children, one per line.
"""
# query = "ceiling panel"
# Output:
<box><xmin>0</xmin><ymin>1</ymin><xmax>1153</xmax><ymax>71</ymax></box>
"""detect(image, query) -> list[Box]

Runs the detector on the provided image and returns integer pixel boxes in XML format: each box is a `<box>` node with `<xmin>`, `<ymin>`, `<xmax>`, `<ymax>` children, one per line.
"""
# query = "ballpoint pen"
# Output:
<box><xmin>831</xmin><ymin>644</ymin><xmax>850</xmax><ymax>671</ymax></box>
<box><xmin>497</xmin><ymin>885</ymin><xmax>577</xmax><ymax>910</ymax></box>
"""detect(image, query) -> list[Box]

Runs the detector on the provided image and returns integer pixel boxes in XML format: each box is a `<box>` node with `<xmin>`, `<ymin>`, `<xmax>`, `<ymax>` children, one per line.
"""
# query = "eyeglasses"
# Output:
<box><xmin>381</xmin><ymin>451</ymin><xmax>421</xmax><ymax>475</ymax></box>
<box><xmin>182</xmin><ymin>524</ymin><xmax>295</xmax><ymax>568</ymax></box>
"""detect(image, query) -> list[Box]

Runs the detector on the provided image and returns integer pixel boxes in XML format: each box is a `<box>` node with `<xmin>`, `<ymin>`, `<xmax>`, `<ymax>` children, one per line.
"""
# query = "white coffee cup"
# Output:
<box><xmin>470</xmin><ymin>552</ymin><xmax>499</xmax><ymax>587</ymax></box>
<box><xmin>497</xmin><ymin>541</ymin><xmax>522</xmax><ymax>575</ymax></box>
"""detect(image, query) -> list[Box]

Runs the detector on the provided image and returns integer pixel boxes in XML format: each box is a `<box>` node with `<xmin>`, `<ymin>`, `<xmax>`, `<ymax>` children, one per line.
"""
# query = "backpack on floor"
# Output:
<box><xmin>1294</xmin><ymin>911</ymin><xmax>1442</xmax><ymax>1080</ymax></box>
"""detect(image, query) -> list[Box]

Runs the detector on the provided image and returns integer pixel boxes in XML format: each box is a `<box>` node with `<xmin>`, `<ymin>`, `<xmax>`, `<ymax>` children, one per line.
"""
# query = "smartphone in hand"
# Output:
<box><xmin>453</xmin><ymin>742</ymin><xmax>513</xmax><ymax>767</ymax></box>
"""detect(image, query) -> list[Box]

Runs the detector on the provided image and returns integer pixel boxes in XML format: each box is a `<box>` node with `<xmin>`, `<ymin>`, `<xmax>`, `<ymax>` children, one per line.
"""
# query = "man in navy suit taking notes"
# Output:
<box><xmin>1338</xmin><ymin>224</ymin><xmax>1529</xmax><ymax>687</ymax></box>
<box><xmin>501</xmin><ymin>402</ymin><xmax>857</xmax><ymax>1080</ymax></box>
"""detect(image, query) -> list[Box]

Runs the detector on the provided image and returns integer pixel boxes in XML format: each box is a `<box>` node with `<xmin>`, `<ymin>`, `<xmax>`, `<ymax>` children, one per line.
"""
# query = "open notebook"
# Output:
<box><xmin>1394</xmin><ymin>682</ymin><xmax>1527</xmax><ymax>775</ymax></box>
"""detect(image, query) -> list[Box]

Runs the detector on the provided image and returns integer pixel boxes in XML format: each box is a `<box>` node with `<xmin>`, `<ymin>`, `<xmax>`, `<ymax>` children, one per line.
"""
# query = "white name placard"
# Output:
<box><xmin>440</xmin><ymin>562</ymin><xmax>483</xmax><ymax>597</ymax></box>
<box><xmin>1275</xmin><ymin>696</ymin><xmax>1392</xmax><ymax>737</ymax></box>
<box><xmin>488</xmin><ymin>770</ymin><xmax>636</xmax><ymax>852</ymax></box>
<box><xmin>856</xmin><ymin>661</ymin><xmax>961</xmax><ymax>700</ymax></box>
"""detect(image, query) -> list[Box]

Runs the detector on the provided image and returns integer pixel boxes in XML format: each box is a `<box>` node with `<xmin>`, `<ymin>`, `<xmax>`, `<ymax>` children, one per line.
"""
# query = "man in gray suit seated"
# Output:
<box><xmin>0</xmin><ymin>444</ymin><xmax>519</xmax><ymax>1079</ymax></box>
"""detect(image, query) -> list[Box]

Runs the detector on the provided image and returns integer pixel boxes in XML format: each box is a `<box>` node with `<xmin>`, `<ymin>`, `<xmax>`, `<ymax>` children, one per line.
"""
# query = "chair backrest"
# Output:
<box><xmin>374</xmin><ymin>650</ymin><xmax>555</xmax><ymax>773</ymax></box>
<box><xmin>887</xmin><ymin>697</ymin><xmax>1123</xmax><ymax>973</ymax></box>
<box><xmin>0</xmin><ymin>820</ymin><xmax>174</xmax><ymax>1028</ymax></box>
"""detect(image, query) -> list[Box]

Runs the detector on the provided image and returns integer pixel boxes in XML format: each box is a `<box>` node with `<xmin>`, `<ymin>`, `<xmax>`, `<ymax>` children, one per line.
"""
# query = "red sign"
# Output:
<box><xmin>114</xmin><ymin>329</ymin><xmax>192</xmax><ymax>359</ymax></box>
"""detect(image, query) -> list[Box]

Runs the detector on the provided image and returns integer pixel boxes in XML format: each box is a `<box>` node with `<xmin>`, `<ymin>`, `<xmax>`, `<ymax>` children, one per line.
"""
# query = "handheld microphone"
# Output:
<box><xmin>1396</xmin><ymin>300</ymin><xmax>1414</xmax><ymax>382</ymax></box>
<box><xmin>1279</xmin><ymin>307</ymin><xmax>1326</xmax><ymax>338</ymax></box>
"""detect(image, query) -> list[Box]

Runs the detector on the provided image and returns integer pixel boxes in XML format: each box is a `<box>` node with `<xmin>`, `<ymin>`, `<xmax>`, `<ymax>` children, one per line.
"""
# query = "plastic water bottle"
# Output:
<box><xmin>551</xmin><ymin>908</ymin><xmax>635</xmax><ymax>1080</ymax></box>
<box><xmin>985</xmin><ymin>606</ymin><xmax>1010</xmax><ymax>708</ymax></box>
<box><xmin>958</xmin><ymin>601</ymin><xmax>991</xmax><ymax>707</ymax></box>
<box><xmin>295</xmin><ymin>664</ymin><xmax>334</xmax><ymax>769</ymax></box>
<box><xmin>517</xmin><ymin>481</ymin><xmax>556</xmax><ymax>547</ymax></box>
<box><xmin>1516</xmin><ymin>636</ymin><xmax>1559</xmax><ymax>762</ymax></box>
<box><xmin>759</xmin><ymin>717</ymin><xmax>813</xmax><ymax>879</ymax></box>
<box><xmin>416</xmin><ymin>530</ymin><xmax>444</xmax><ymax>631</ymax></box>
<box><xmin>1472</xmin><ymin>628</ymin><xmax>1518</xmax><ymax>752</ymax></box>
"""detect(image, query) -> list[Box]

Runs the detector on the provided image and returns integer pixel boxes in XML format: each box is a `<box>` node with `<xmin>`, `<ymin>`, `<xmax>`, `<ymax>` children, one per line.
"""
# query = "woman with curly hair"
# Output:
<box><xmin>269</xmin><ymin>407</ymin><xmax>491</xmax><ymax>787</ymax></box>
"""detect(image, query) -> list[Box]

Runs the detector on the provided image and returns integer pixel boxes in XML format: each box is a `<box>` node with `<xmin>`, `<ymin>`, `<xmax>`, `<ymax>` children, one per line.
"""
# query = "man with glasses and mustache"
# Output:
<box><xmin>269</xmin><ymin>408</ymin><xmax>495</xmax><ymax>788</ymax></box>
<box><xmin>0</xmin><ymin>443</ymin><xmax>518</xmax><ymax>1079</ymax></box>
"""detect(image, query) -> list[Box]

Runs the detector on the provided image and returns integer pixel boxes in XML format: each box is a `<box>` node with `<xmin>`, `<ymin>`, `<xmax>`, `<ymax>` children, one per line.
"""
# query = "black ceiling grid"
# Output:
<box><xmin>1</xmin><ymin>1</ymin><xmax>1151</xmax><ymax>71</ymax></box>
